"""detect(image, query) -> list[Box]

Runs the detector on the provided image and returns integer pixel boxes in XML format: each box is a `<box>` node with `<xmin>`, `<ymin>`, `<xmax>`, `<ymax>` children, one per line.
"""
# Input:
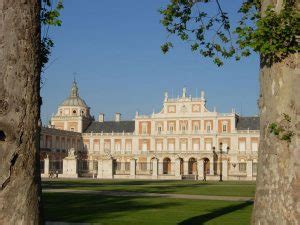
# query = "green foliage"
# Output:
<box><xmin>269</xmin><ymin>113</ymin><xmax>295</xmax><ymax>143</ymax></box>
<box><xmin>159</xmin><ymin>0</ymin><xmax>299</xmax><ymax>66</ymax></box>
<box><xmin>40</xmin><ymin>0</ymin><xmax>64</xmax><ymax>69</ymax></box>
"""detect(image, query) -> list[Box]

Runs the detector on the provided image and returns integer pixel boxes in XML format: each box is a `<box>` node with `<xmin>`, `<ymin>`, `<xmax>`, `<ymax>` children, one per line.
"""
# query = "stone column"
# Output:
<box><xmin>246</xmin><ymin>160</ymin><xmax>253</xmax><ymax>180</ymax></box>
<box><xmin>175</xmin><ymin>158</ymin><xmax>182</xmax><ymax>179</ymax></box>
<box><xmin>101</xmin><ymin>158</ymin><xmax>113</xmax><ymax>179</ymax></box>
<box><xmin>197</xmin><ymin>159</ymin><xmax>204</xmax><ymax>180</ymax></box>
<box><xmin>97</xmin><ymin>160</ymin><xmax>103</xmax><ymax>179</ymax></box>
<box><xmin>222</xmin><ymin>159</ymin><xmax>228</xmax><ymax>180</ymax></box>
<box><xmin>158</xmin><ymin>159</ymin><xmax>163</xmax><ymax>175</ymax></box>
<box><xmin>62</xmin><ymin>157</ymin><xmax>78</xmax><ymax>178</ymax></box>
<box><xmin>210</xmin><ymin>159</ymin><xmax>214</xmax><ymax>175</ymax></box>
<box><xmin>183</xmin><ymin>160</ymin><xmax>189</xmax><ymax>175</ymax></box>
<box><xmin>130</xmin><ymin>158</ymin><xmax>136</xmax><ymax>178</ymax></box>
<box><xmin>152</xmin><ymin>158</ymin><xmax>158</xmax><ymax>179</ymax></box>
<box><xmin>44</xmin><ymin>157</ymin><xmax>49</xmax><ymax>177</ymax></box>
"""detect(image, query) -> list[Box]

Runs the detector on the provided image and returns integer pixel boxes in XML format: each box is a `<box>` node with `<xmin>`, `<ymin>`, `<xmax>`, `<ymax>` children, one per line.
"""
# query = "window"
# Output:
<box><xmin>193</xmin><ymin>142</ymin><xmax>199</xmax><ymax>151</ymax></box>
<box><xmin>139</xmin><ymin>162</ymin><xmax>147</xmax><ymax>171</ymax></box>
<box><xmin>116</xmin><ymin>162</ymin><xmax>122</xmax><ymax>171</ymax></box>
<box><xmin>168</xmin><ymin>142</ymin><xmax>174</xmax><ymax>151</ymax></box>
<box><xmin>205</xmin><ymin>142</ymin><xmax>212</xmax><ymax>151</ymax></box>
<box><xmin>252</xmin><ymin>142</ymin><xmax>258</xmax><ymax>151</ymax></box>
<box><xmin>181</xmin><ymin>141</ymin><xmax>187</xmax><ymax>151</ymax></box>
<box><xmin>157</xmin><ymin>142</ymin><xmax>162</xmax><ymax>151</ymax></box>
<box><xmin>222</xmin><ymin>142</ymin><xmax>228</xmax><ymax>153</ymax></box>
<box><xmin>125</xmin><ymin>142</ymin><xmax>131</xmax><ymax>151</ymax></box>
<box><xmin>142</xmin><ymin>142</ymin><xmax>148</xmax><ymax>151</ymax></box>
<box><xmin>125</xmin><ymin>162</ymin><xmax>130</xmax><ymax>171</ymax></box>
<box><xmin>169</xmin><ymin>125</ymin><xmax>174</xmax><ymax>132</ymax></box>
<box><xmin>252</xmin><ymin>163</ymin><xmax>257</xmax><ymax>174</ymax></box>
<box><xmin>115</xmin><ymin>142</ymin><xmax>121</xmax><ymax>151</ymax></box>
<box><xmin>222</xmin><ymin>124</ymin><xmax>227</xmax><ymax>132</ymax></box>
<box><xmin>239</xmin><ymin>141</ymin><xmax>246</xmax><ymax>152</ymax></box>
<box><xmin>194</xmin><ymin>125</ymin><xmax>199</xmax><ymax>131</ymax></box>
<box><xmin>104</xmin><ymin>142</ymin><xmax>111</xmax><ymax>151</ymax></box>
<box><xmin>70</xmin><ymin>127</ymin><xmax>75</xmax><ymax>131</ymax></box>
<box><xmin>72</xmin><ymin>110</ymin><xmax>77</xmax><ymax>115</ymax></box>
<box><xmin>157</xmin><ymin>126</ymin><xmax>162</xmax><ymax>134</ymax></box>
<box><xmin>206</xmin><ymin>123</ymin><xmax>211</xmax><ymax>133</ymax></box>
<box><xmin>239</xmin><ymin>163</ymin><xmax>246</xmax><ymax>172</ymax></box>
<box><xmin>142</xmin><ymin>123</ymin><xmax>147</xmax><ymax>134</ymax></box>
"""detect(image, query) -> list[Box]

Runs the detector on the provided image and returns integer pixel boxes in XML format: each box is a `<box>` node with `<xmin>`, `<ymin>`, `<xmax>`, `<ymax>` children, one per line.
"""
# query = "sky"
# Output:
<box><xmin>41</xmin><ymin>0</ymin><xmax>260</xmax><ymax>124</ymax></box>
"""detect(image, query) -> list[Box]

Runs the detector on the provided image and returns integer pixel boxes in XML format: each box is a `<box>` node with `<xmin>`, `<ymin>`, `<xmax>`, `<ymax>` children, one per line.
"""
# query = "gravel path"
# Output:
<box><xmin>43</xmin><ymin>188</ymin><xmax>253</xmax><ymax>202</ymax></box>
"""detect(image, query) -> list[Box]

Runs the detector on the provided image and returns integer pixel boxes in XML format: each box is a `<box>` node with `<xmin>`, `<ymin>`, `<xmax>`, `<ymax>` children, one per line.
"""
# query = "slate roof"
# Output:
<box><xmin>236</xmin><ymin>117</ymin><xmax>260</xmax><ymax>130</ymax></box>
<box><xmin>84</xmin><ymin>121</ymin><xmax>135</xmax><ymax>133</ymax></box>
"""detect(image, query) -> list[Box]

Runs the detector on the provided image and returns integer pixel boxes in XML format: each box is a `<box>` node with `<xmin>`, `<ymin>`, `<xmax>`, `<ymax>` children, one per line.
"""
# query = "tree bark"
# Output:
<box><xmin>0</xmin><ymin>0</ymin><xmax>42</xmax><ymax>224</ymax></box>
<box><xmin>252</xmin><ymin>2</ymin><xmax>300</xmax><ymax>224</ymax></box>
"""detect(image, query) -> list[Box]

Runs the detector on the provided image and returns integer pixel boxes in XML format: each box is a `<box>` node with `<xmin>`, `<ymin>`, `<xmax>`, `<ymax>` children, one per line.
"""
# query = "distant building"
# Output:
<box><xmin>40</xmin><ymin>81</ymin><xmax>259</xmax><ymax>180</ymax></box>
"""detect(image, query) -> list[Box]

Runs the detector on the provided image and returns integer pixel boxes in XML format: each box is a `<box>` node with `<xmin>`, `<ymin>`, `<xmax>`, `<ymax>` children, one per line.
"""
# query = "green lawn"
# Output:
<box><xmin>42</xmin><ymin>179</ymin><xmax>256</xmax><ymax>197</ymax></box>
<box><xmin>43</xmin><ymin>192</ymin><xmax>253</xmax><ymax>225</ymax></box>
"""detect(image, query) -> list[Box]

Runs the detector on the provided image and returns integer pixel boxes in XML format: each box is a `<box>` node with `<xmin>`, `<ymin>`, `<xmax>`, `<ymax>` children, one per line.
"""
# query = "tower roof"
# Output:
<box><xmin>60</xmin><ymin>80</ymin><xmax>88</xmax><ymax>108</ymax></box>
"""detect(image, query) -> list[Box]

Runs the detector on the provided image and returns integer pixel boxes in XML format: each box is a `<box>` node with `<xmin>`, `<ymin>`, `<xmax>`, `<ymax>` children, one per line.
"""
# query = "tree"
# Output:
<box><xmin>0</xmin><ymin>0</ymin><xmax>62</xmax><ymax>224</ymax></box>
<box><xmin>160</xmin><ymin>0</ymin><xmax>299</xmax><ymax>224</ymax></box>
<box><xmin>0</xmin><ymin>0</ymin><xmax>42</xmax><ymax>224</ymax></box>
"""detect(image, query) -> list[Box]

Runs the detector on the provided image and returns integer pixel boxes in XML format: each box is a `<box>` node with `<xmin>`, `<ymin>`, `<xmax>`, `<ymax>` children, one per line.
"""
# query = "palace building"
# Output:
<box><xmin>40</xmin><ymin>80</ymin><xmax>259</xmax><ymax>180</ymax></box>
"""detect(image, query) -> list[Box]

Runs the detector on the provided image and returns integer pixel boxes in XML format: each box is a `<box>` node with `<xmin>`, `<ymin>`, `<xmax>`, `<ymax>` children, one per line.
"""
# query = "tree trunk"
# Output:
<box><xmin>0</xmin><ymin>0</ymin><xmax>42</xmax><ymax>224</ymax></box>
<box><xmin>252</xmin><ymin>2</ymin><xmax>300</xmax><ymax>223</ymax></box>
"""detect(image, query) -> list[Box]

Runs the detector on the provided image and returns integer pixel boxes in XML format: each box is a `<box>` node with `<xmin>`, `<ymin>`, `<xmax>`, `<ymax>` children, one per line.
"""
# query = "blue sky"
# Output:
<box><xmin>41</xmin><ymin>0</ymin><xmax>260</xmax><ymax>124</ymax></box>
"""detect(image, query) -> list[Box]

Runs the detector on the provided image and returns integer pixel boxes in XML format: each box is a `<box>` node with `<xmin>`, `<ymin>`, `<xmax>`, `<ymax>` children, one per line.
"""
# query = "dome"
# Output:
<box><xmin>60</xmin><ymin>96</ymin><xmax>88</xmax><ymax>107</ymax></box>
<box><xmin>59</xmin><ymin>80</ymin><xmax>88</xmax><ymax>108</ymax></box>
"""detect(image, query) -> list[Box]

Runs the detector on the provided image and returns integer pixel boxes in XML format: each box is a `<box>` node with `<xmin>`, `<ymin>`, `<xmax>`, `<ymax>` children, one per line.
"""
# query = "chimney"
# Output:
<box><xmin>115</xmin><ymin>113</ymin><xmax>121</xmax><ymax>122</ymax></box>
<box><xmin>98</xmin><ymin>113</ymin><xmax>104</xmax><ymax>122</ymax></box>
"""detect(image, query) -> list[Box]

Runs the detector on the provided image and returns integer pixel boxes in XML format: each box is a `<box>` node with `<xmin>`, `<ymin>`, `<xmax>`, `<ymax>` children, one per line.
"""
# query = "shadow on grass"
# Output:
<box><xmin>178</xmin><ymin>201</ymin><xmax>253</xmax><ymax>225</ymax></box>
<box><xmin>44</xmin><ymin>193</ymin><xmax>180</xmax><ymax>222</ymax></box>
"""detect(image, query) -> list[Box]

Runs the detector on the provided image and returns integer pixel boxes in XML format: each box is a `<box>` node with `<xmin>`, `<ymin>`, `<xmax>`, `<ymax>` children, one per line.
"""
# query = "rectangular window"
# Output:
<box><xmin>193</xmin><ymin>143</ymin><xmax>199</xmax><ymax>151</ymax></box>
<box><xmin>104</xmin><ymin>142</ymin><xmax>111</xmax><ymax>151</ymax></box>
<box><xmin>115</xmin><ymin>143</ymin><xmax>121</xmax><ymax>151</ymax></box>
<box><xmin>205</xmin><ymin>142</ymin><xmax>212</xmax><ymax>151</ymax></box>
<box><xmin>239</xmin><ymin>142</ymin><xmax>246</xmax><ymax>152</ymax></box>
<box><xmin>125</xmin><ymin>143</ymin><xmax>131</xmax><ymax>151</ymax></box>
<box><xmin>206</xmin><ymin>125</ymin><xmax>211</xmax><ymax>133</ymax></box>
<box><xmin>157</xmin><ymin>143</ymin><xmax>162</xmax><ymax>151</ymax></box>
<box><xmin>139</xmin><ymin>162</ymin><xmax>147</xmax><ymax>171</ymax></box>
<box><xmin>125</xmin><ymin>162</ymin><xmax>130</xmax><ymax>171</ymax></box>
<box><xmin>252</xmin><ymin>163</ymin><xmax>257</xmax><ymax>174</ymax></box>
<box><xmin>157</xmin><ymin>126</ymin><xmax>162</xmax><ymax>134</ymax></box>
<box><xmin>222</xmin><ymin>143</ymin><xmax>228</xmax><ymax>153</ymax></box>
<box><xmin>181</xmin><ymin>142</ymin><xmax>187</xmax><ymax>151</ymax></box>
<box><xmin>94</xmin><ymin>143</ymin><xmax>99</xmax><ymax>151</ymax></box>
<box><xmin>142</xmin><ymin>142</ymin><xmax>148</xmax><ymax>151</ymax></box>
<box><xmin>252</xmin><ymin>142</ymin><xmax>258</xmax><ymax>151</ymax></box>
<box><xmin>168</xmin><ymin>143</ymin><xmax>174</xmax><ymax>151</ymax></box>
<box><xmin>222</xmin><ymin>124</ymin><xmax>227</xmax><ymax>132</ymax></box>
<box><xmin>142</xmin><ymin>124</ymin><xmax>147</xmax><ymax>134</ymax></box>
<box><xmin>116</xmin><ymin>162</ymin><xmax>122</xmax><ymax>171</ymax></box>
<box><xmin>239</xmin><ymin>163</ymin><xmax>246</xmax><ymax>172</ymax></box>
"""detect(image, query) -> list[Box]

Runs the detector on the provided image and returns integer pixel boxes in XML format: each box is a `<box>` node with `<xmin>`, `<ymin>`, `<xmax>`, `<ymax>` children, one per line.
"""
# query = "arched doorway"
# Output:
<box><xmin>188</xmin><ymin>158</ymin><xmax>197</xmax><ymax>174</ymax></box>
<box><xmin>150</xmin><ymin>157</ymin><xmax>156</xmax><ymax>174</ymax></box>
<box><xmin>163</xmin><ymin>158</ymin><xmax>171</xmax><ymax>174</ymax></box>
<box><xmin>180</xmin><ymin>158</ymin><xmax>184</xmax><ymax>175</ymax></box>
<box><xmin>203</xmin><ymin>158</ymin><xmax>210</xmax><ymax>179</ymax></box>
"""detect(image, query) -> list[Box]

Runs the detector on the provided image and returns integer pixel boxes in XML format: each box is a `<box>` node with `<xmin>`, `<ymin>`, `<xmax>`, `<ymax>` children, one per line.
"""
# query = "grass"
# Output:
<box><xmin>43</xmin><ymin>192</ymin><xmax>253</xmax><ymax>225</ymax></box>
<box><xmin>42</xmin><ymin>179</ymin><xmax>256</xmax><ymax>197</ymax></box>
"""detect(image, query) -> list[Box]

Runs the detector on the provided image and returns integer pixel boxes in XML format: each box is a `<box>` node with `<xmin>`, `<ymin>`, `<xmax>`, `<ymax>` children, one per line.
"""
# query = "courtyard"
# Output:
<box><xmin>43</xmin><ymin>179</ymin><xmax>255</xmax><ymax>225</ymax></box>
